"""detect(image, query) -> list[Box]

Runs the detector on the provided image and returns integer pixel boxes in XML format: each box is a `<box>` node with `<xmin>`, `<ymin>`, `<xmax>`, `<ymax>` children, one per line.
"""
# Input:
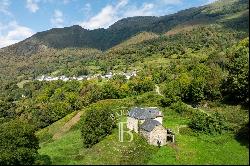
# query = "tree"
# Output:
<box><xmin>102</xmin><ymin>83</ymin><xmax>121</xmax><ymax>99</ymax></box>
<box><xmin>81</xmin><ymin>106</ymin><xmax>117</xmax><ymax>148</ymax></box>
<box><xmin>111</xmin><ymin>74</ymin><xmax>127</xmax><ymax>84</ymax></box>
<box><xmin>65</xmin><ymin>92</ymin><xmax>82</xmax><ymax>110</ymax></box>
<box><xmin>152</xmin><ymin>69</ymin><xmax>169</xmax><ymax>84</ymax></box>
<box><xmin>221</xmin><ymin>38</ymin><xmax>249</xmax><ymax>105</ymax></box>
<box><xmin>189</xmin><ymin>112</ymin><xmax>229</xmax><ymax>134</ymax></box>
<box><xmin>186</xmin><ymin>65</ymin><xmax>209</xmax><ymax>104</ymax></box>
<box><xmin>0</xmin><ymin>120</ymin><xmax>39</xmax><ymax>165</ymax></box>
<box><xmin>204</xmin><ymin>64</ymin><xmax>224</xmax><ymax>100</ymax></box>
<box><xmin>185</xmin><ymin>77</ymin><xmax>206</xmax><ymax>104</ymax></box>
<box><xmin>128</xmin><ymin>77</ymin><xmax>154</xmax><ymax>95</ymax></box>
<box><xmin>162</xmin><ymin>80</ymin><xmax>181</xmax><ymax>101</ymax></box>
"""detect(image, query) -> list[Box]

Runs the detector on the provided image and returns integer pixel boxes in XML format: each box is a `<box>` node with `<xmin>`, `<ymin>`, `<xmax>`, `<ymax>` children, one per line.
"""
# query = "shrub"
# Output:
<box><xmin>128</xmin><ymin>77</ymin><xmax>154</xmax><ymax>95</ymax></box>
<box><xmin>189</xmin><ymin>112</ymin><xmax>230</xmax><ymax>134</ymax></box>
<box><xmin>159</xmin><ymin>97</ymin><xmax>173</xmax><ymax>107</ymax></box>
<box><xmin>221</xmin><ymin>38</ymin><xmax>249</xmax><ymax>105</ymax></box>
<box><xmin>185</xmin><ymin>77</ymin><xmax>206</xmax><ymax>104</ymax></box>
<box><xmin>235</xmin><ymin>122</ymin><xmax>249</xmax><ymax>146</ymax></box>
<box><xmin>81</xmin><ymin>106</ymin><xmax>117</xmax><ymax>148</ymax></box>
<box><xmin>34</xmin><ymin>155</ymin><xmax>52</xmax><ymax>165</ymax></box>
<box><xmin>0</xmin><ymin>120</ymin><xmax>39</xmax><ymax>165</ymax></box>
<box><xmin>135</xmin><ymin>92</ymin><xmax>164</xmax><ymax>106</ymax></box>
<box><xmin>170</xmin><ymin>101</ymin><xmax>191</xmax><ymax>115</ymax></box>
<box><xmin>162</xmin><ymin>80</ymin><xmax>181</xmax><ymax>100</ymax></box>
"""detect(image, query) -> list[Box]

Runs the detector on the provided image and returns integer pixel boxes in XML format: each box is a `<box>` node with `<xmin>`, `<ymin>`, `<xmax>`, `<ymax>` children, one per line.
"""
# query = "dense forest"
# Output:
<box><xmin>0</xmin><ymin>0</ymin><xmax>249</xmax><ymax>165</ymax></box>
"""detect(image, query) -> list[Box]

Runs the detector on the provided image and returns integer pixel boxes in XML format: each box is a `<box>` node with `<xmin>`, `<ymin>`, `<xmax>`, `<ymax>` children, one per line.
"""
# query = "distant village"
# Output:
<box><xmin>35</xmin><ymin>71</ymin><xmax>137</xmax><ymax>82</ymax></box>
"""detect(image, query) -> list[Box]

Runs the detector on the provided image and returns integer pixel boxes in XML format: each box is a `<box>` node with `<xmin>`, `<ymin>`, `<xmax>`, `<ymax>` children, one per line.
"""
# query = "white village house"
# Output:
<box><xmin>35</xmin><ymin>70</ymin><xmax>137</xmax><ymax>82</ymax></box>
<box><xmin>127</xmin><ymin>107</ymin><xmax>174</xmax><ymax>146</ymax></box>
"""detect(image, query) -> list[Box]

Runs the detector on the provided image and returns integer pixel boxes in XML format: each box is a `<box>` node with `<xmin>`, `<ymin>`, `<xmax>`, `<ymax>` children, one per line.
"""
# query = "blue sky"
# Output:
<box><xmin>0</xmin><ymin>0</ymin><xmax>217</xmax><ymax>48</ymax></box>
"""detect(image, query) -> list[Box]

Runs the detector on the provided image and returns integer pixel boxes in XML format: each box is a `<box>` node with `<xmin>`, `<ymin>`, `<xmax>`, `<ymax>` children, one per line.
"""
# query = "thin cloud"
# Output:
<box><xmin>0</xmin><ymin>0</ymin><xmax>12</xmax><ymax>16</ymax></box>
<box><xmin>63</xmin><ymin>0</ymin><xmax>75</xmax><ymax>4</ymax></box>
<box><xmin>82</xmin><ymin>3</ymin><xmax>91</xmax><ymax>16</ymax></box>
<box><xmin>123</xmin><ymin>3</ymin><xmax>155</xmax><ymax>17</ymax></box>
<box><xmin>50</xmin><ymin>9</ymin><xmax>64</xmax><ymax>28</ymax></box>
<box><xmin>79</xmin><ymin>0</ymin><xmax>182</xmax><ymax>30</ymax></box>
<box><xmin>205</xmin><ymin>0</ymin><xmax>218</xmax><ymax>5</ymax></box>
<box><xmin>26</xmin><ymin>0</ymin><xmax>39</xmax><ymax>13</ymax></box>
<box><xmin>79</xmin><ymin>0</ymin><xmax>157</xmax><ymax>30</ymax></box>
<box><xmin>79</xmin><ymin>5</ymin><xmax>117</xmax><ymax>29</ymax></box>
<box><xmin>160</xmin><ymin>0</ymin><xmax>183</xmax><ymax>5</ymax></box>
<box><xmin>0</xmin><ymin>21</ymin><xmax>34</xmax><ymax>48</ymax></box>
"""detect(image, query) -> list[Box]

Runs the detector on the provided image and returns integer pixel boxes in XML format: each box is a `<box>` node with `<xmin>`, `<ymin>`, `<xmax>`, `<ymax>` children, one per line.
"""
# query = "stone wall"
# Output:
<box><xmin>127</xmin><ymin>117</ymin><xmax>139</xmax><ymax>133</ymax></box>
<box><xmin>140</xmin><ymin>129</ymin><xmax>150</xmax><ymax>142</ymax></box>
<box><xmin>149</xmin><ymin>125</ymin><xmax>167</xmax><ymax>146</ymax></box>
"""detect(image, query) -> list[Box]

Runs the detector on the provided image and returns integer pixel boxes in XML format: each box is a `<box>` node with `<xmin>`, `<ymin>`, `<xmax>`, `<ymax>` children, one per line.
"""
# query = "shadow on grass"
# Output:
<box><xmin>35</xmin><ymin>154</ymin><xmax>52</xmax><ymax>165</ymax></box>
<box><xmin>235</xmin><ymin>122</ymin><xmax>249</xmax><ymax>148</ymax></box>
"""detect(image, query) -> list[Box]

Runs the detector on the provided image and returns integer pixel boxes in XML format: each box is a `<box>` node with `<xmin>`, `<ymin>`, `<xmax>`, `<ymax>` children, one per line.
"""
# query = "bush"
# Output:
<box><xmin>170</xmin><ymin>101</ymin><xmax>191</xmax><ymax>115</ymax></box>
<box><xmin>162</xmin><ymin>80</ymin><xmax>181</xmax><ymax>101</ymax></box>
<box><xmin>81</xmin><ymin>106</ymin><xmax>117</xmax><ymax>148</ymax></box>
<box><xmin>185</xmin><ymin>77</ymin><xmax>206</xmax><ymax>104</ymax></box>
<box><xmin>128</xmin><ymin>77</ymin><xmax>154</xmax><ymax>95</ymax></box>
<box><xmin>221</xmin><ymin>38</ymin><xmax>249</xmax><ymax>105</ymax></box>
<box><xmin>235</xmin><ymin>122</ymin><xmax>249</xmax><ymax>146</ymax></box>
<box><xmin>34</xmin><ymin>155</ymin><xmax>52</xmax><ymax>165</ymax></box>
<box><xmin>135</xmin><ymin>92</ymin><xmax>164</xmax><ymax>106</ymax></box>
<box><xmin>0</xmin><ymin>120</ymin><xmax>39</xmax><ymax>165</ymax></box>
<box><xmin>189</xmin><ymin>112</ymin><xmax>230</xmax><ymax>134</ymax></box>
<box><xmin>159</xmin><ymin>97</ymin><xmax>173</xmax><ymax>107</ymax></box>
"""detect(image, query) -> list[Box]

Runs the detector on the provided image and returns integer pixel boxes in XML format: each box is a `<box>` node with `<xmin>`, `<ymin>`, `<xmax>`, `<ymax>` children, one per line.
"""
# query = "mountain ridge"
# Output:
<box><xmin>1</xmin><ymin>0</ymin><xmax>248</xmax><ymax>56</ymax></box>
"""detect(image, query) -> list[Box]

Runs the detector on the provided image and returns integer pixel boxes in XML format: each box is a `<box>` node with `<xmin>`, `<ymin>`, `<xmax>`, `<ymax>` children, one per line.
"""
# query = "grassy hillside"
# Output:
<box><xmin>109</xmin><ymin>32</ymin><xmax>159</xmax><ymax>52</ymax></box>
<box><xmin>0</xmin><ymin>0</ymin><xmax>248</xmax><ymax>165</ymax></box>
<box><xmin>1</xmin><ymin>0</ymin><xmax>248</xmax><ymax>55</ymax></box>
<box><xmin>0</xmin><ymin>0</ymin><xmax>248</xmax><ymax>87</ymax></box>
<box><xmin>37</xmin><ymin>98</ymin><xmax>249</xmax><ymax>165</ymax></box>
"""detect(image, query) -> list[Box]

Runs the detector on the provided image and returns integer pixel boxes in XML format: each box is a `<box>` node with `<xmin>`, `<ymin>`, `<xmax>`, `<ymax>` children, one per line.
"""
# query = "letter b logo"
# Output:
<box><xmin>118</xmin><ymin>122</ymin><xmax>133</xmax><ymax>142</ymax></box>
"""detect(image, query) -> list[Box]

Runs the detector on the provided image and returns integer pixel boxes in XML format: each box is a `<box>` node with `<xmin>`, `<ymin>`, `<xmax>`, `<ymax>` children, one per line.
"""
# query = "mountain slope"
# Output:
<box><xmin>0</xmin><ymin>0</ymin><xmax>248</xmax><ymax>86</ymax></box>
<box><xmin>1</xmin><ymin>0</ymin><xmax>248</xmax><ymax>56</ymax></box>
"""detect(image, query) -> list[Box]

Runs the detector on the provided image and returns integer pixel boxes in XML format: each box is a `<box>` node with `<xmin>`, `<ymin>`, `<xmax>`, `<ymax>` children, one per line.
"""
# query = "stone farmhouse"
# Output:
<box><xmin>127</xmin><ymin>107</ymin><xmax>174</xmax><ymax>146</ymax></box>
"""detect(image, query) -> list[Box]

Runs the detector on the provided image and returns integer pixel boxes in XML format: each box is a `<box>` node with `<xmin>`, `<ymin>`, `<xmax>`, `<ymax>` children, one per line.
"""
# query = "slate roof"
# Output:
<box><xmin>140</xmin><ymin>119</ymin><xmax>161</xmax><ymax>132</ymax></box>
<box><xmin>128</xmin><ymin>107</ymin><xmax>162</xmax><ymax>120</ymax></box>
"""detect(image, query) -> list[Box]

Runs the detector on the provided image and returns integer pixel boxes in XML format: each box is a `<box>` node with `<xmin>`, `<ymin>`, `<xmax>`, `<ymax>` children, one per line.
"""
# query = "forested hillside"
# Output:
<box><xmin>1</xmin><ymin>0</ymin><xmax>248</xmax><ymax>54</ymax></box>
<box><xmin>0</xmin><ymin>0</ymin><xmax>249</xmax><ymax>165</ymax></box>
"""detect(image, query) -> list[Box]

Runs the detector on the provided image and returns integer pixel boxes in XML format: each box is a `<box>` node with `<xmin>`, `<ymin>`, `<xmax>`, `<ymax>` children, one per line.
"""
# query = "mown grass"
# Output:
<box><xmin>149</xmin><ymin>105</ymin><xmax>249</xmax><ymax>165</ymax></box>
<box><xmin>39</xmin><ymin>129</ymin><xmax>83</xmax><ymax>165</ymax></box>
<box><xmin>39</xmin><ymin>125</ymin><xmax>249</xmax><ymax>165</ymax></box>
<box><xmin>184</xmin><ymin>133</ymin><xmax>247</xmax><ymax>165</ymax></box>
<box><xmin>38</xmin><ymin>99</ymin><xmax>249</xmax><ymax>165</ymax></box>
<box><xmin>38</xmin><ymin>122</ymin><xmax>158</xmax><ymax>165</ymax></box>
<box><xmin>149</xmin><ymin>133</ymin><xmax>249</xmax><ymax>165</ymax></box>
<box><xmin>36</xmin><ymin>111</ymin><xmax>79</xmax><ymax>144</ymax></box>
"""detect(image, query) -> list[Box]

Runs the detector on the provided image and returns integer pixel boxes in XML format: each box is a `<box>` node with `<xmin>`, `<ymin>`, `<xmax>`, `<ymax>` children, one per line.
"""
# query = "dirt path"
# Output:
<box><xmin>53</xmin><ymin>111</ymin><xmax>84</xmax><ymax>140</ymax></box>
<box><xmin>155</xmin><ymin>84</ymin><xmax>163</xmax><ymax>96</ymax></box>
